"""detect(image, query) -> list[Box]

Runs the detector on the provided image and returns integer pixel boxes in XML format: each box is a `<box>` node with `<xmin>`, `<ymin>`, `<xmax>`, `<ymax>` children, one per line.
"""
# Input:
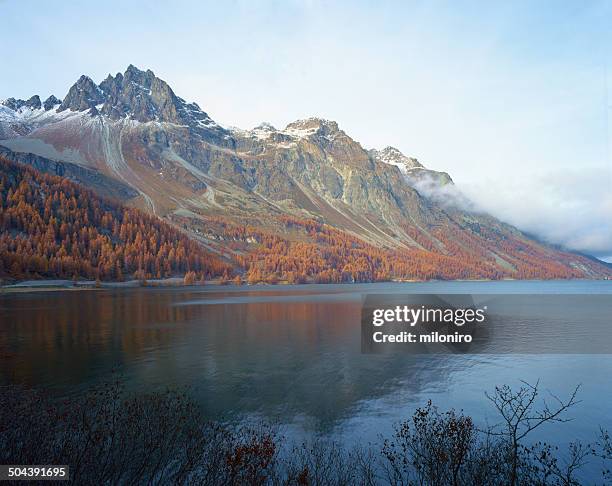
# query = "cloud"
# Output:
<box><xmin>457</xmin><ymin>168</ymin><xmax>612</xmax><ymax>261</ymax></box>
<box><xmin>405</xmin><ymin>172</ymin><xmax>475</xmax><ymax>212</ymax></box>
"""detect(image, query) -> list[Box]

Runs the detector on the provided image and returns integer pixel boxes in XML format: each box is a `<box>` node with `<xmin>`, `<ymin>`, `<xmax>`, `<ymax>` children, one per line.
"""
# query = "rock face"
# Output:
<box><xmin>54</xmin><ymin>65</ymin><xmax>229</xmax><ymax>145</ymax></box>
<box><xmin>2</xmin><ymin>95</ymin><xmax>42</xmax><ymax>111</ymax></box>
<box><xmin>58</xmin><ymin>75</ymin><xmax>105</xmax><ymax>112</ymax></box>
<box><xmin>43</xmin><ymin>95</ymin><xmax>61</xmax><ymax>111</ymax></box>
<box><xmin>370</xmin><ymin>146</ymin><xmax>423</xmax><ymax>171</ymax></box>
<box><xmin>98</xmin><ymin>65</ymin><xmax>203</xmax><ymax>124</ymax></box>
<box><xmin>2</xmin><ymin>95</ymin><xmax>62</xmax><ymax>113</ymax></box>
<box><xmin>370</xmin><ymin>146</ymin><xmax>453</xmax><ymax>187</ymax></box>
<box><xmin>0</xmin><ymin>145</ymin><xmax>138</xmax><ymax>201</ymax></box>
<box><xmin>0</xmin><ymin>64</ymin><xmax>610</xmax><ymax>279</ymax></box>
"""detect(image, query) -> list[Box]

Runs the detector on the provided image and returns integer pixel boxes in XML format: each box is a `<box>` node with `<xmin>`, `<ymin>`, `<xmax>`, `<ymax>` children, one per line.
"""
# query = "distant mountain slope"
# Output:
<box><xmin>0</xmin><ymin>145</ymin><xmax>138</xmax><ymax>202</ymax></box>
<box><xmin>1</xmin><ymin>65</ymin><xmax>610</xmax><ymax>280</ymax></box>
<box><xmin>0</xmin><ymin>157</ymin><xmax>231</xmax><ymax>281</ymax></box>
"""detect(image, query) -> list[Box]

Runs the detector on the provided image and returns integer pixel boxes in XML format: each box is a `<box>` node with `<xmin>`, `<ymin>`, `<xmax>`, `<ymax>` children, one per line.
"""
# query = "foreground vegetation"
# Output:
<box><xmin>1</xmin><ymin>380</ymin><xmax>611</xmax><ymax>485</ymax></box>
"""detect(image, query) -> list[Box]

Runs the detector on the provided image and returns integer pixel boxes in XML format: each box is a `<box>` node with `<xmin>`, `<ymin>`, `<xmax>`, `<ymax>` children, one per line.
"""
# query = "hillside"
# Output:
<box><xmin>0</xmin><ymin>158</ymin><xmax>609</xmax><ymax>283</ymax></box>
<box><xmin>1</xmin><ymin>65</ymin><xmax>610</xmax><ymax>281</ymax></box>
<box><xmin>0</xmin><ymin>157</ymin><xmax>231</xmax><ymax>282</ymax></box>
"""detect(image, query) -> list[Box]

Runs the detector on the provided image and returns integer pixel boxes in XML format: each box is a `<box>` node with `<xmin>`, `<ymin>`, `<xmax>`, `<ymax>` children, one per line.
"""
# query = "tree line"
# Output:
<box><xmin>1</xmin><ymin>157</ymin><xmax>600</xmax><ymax>284</ymax></box>
<box><xmin>196</xmin><ymin>215</ymin><xmax>586</xmax><ymax>284</ymax></box>
<box><xmin>0</xmin><ymin>158</ymin><xmax>231</xmax><ymax>282</ymax></box>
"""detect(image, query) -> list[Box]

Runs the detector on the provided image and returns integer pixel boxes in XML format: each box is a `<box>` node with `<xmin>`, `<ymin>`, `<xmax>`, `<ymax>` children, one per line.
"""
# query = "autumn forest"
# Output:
<box><xmin>0</xmin><ymin>158</ymin><xmax>605</xmax><ymax>284</ymax></box>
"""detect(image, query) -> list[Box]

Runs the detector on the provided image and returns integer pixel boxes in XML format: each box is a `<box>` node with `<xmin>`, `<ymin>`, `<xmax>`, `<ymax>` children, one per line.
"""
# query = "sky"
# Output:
<box><xmin>1</xmin><ymin>0</ymin><xmax>611</xmax><ymax>260</ymax></box>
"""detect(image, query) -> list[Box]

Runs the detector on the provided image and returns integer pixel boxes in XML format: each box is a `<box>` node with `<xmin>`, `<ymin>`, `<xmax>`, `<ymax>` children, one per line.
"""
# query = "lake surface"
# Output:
<box><xmin>1</xmin><ymin>280</ymin><xmax>611</xmax><ymax>478</ymax></box>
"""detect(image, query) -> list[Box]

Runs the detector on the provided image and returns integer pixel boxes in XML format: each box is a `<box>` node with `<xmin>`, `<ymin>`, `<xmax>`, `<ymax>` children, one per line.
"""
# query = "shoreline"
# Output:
<box><xmin>1</xmin><ymin>277</ymin><xmax>608</xmax><ymax>294</ymax></box>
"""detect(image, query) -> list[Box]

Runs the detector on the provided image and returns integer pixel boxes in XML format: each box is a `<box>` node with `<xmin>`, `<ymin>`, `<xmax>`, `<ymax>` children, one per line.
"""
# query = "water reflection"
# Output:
<box><xmin>0</xmin><ymin>287</ymin><xmax>458</xmax><ymax>424</ymax></box>
<box><xmin>1</xmin><ymin>282</ymin><xmax>611</xmax><ymax>444</ymax></box>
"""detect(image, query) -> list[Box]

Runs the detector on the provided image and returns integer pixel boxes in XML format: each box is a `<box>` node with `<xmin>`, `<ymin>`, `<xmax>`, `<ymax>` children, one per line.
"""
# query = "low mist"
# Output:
<box><xmin>458</xmin><ymin>168</ymin><xmax>612</xmax><ymax>262</ymax></box>
<box><xmin>405</xmin><ymin>168</ymin><xmax>612</xmax><ymax>262</ymax></box>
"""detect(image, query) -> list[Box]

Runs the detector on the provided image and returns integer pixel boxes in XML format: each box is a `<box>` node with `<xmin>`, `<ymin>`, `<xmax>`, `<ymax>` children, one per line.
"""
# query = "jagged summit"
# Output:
<box><xmin>253</xmin><ymin>122</ymin><xmax>276</xmax><ymax>131</ymax></box>
<box><xmin>58</xmin><ymin>75</ymin><xmax>104</xmax><ymax>113</ymax></box>
<box><xmin>282</xmin><ymin>118</ymin><xmax>344</xmax><ymax>141</ymax></box>
<box><xmin>371</xmin><ymin>146</ymin><xmax>423</xmax><ymax>172</ymax></box>
<box><xmin>285</xmin><ymin>117</ymin><xmax>339</xmax><ymax>131</ymax></box>
<box><xmin>2</xmin><ymin>94</ymin><xmax>62</xmax><ymax>112</ymax></box>
<box><xmin>2</xmin><ymin>95</ymin><xmax>45</xmax><ymax>112</ymax></box>
<box><xmin>52</xmin><ymin>65</ymin><xmax>222</xmax><ymax>131</ymax></box>
<box><xmin>0</xmin><ymin>65</ymin><xmax>231</xmax><ymax>151</ymax></box>
<box><xmin>369</xmin><ymin>146</ymin><xmax>454</xmax><ymax>189</ymax></box>
<box><xmin>98</xmin><ymin>65</ymin><xmax>185</xmax><ymax>123</ymax></box>
<box><xmin>43</xmin><ymin>95</ymin><xmax>62</xmax><ymax>111</ymax></box>
<box><xmin>1</xmin><ymin>69</ymin><xmax>349</xmax><ymax>147</ymax></box>
<box><xmin>240</xmin><ymin>117</ymin><xmax>345</xmax><ymax>143</ymax></box>
<box><xmin>248</xmin><ymin>118</ymin><xmax>342</xmax><ymax>136</ymax></box>
<box><xmin>0</xmin><ymin>95</ymin><xmax>62</xmax><ymax>138</ymax></box>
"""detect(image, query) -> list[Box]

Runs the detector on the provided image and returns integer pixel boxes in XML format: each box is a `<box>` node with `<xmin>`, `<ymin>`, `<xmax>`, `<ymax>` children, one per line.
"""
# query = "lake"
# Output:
<box><xmin>1</xmin><ymin>280</ymin><xmax>611</xmax><ymax>478</ymax></box>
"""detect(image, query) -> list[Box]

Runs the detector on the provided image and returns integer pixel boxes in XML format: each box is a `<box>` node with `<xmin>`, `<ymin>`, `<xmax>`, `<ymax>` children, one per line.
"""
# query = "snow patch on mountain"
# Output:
<box><xmin>371</xmin><ymin>146</ymin><xmax>423</xmax><ymax>174</ymax></box>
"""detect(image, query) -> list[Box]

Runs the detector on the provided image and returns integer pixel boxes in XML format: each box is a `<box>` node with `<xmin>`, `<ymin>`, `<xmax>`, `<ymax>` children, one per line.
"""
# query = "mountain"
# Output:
<box><xmin>1</xmin><ymin>65</ymin><xmax>610</xmax><ymax>282</ymax></box>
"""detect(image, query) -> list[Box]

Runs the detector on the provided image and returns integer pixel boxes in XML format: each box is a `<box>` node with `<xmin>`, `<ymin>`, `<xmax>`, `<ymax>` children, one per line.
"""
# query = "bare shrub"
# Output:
<box><xmin>0</xmin><ymin>380</ymin><xmax>604</xmax><ymax>485</ymax></box>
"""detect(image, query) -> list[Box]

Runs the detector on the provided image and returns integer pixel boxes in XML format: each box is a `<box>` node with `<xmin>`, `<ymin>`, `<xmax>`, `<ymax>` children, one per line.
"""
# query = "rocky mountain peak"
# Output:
<box><xmin>98</xmin><ymin>65</ymin><xmax>178</xmax><ymax>121</ymax></box>
<box><xmin>26</xmin><ymin>95</ymin><xmax>41</xmax><ymax>110</ymax></box>
<box><xmin>253</xmin><ymin>122</ymin><xmax>276</xmax><ymax>131</ymax></box>
<box><xmin>284</xmin><ymin>118</ymin><xmax>342</xmax><ymax>140</ymax></box>
<box><xmin>53</xmin><ymin>65</ymin><xmax>222</xmax><ymax>132</ymax></box>
<box><xmin>58</xmin><ymin>75</ymin><xmax>105</xmax><ymax>113</ymax></box>
<box><xmin>2</xmin><ymin>95</ymin><xmax>42</xmax><ymax>112</ymax></box>
<box><xmin>98</xmin><ymin>65</ymin><xmax>175</xmax><ymax>122</ymax></box>
<box><xmin>369</xmin><ymin>146</ymin><xmax>454</xmax><ymax>189</ymax></box>
<box><xmin>43</xmin><ymin>95</ymin><xmax>62</xmax><ymax>111</ymax></box>
<box><xmin>371</xmin><ymin>146</ymin><xmax>423</xmax><ymax>173</ymax></box>
<box><xmin>125</xmin><ymin>63</ymin><xmax>154</xmax><ymax>78</ymax></box>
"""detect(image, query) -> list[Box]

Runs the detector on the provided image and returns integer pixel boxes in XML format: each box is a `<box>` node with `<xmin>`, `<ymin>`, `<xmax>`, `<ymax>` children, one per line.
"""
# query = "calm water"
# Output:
<box><xmin>1</xmin><ymin>281</ymin><xmax>611</xmax><ymax>472</ymax></box>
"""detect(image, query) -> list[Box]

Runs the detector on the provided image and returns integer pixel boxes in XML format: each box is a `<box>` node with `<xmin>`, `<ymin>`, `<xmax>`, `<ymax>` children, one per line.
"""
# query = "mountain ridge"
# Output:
<box><xmin>1</xmin><ymin>64</ymin><xmax>609</xmax><ymax>281</ymax></box>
